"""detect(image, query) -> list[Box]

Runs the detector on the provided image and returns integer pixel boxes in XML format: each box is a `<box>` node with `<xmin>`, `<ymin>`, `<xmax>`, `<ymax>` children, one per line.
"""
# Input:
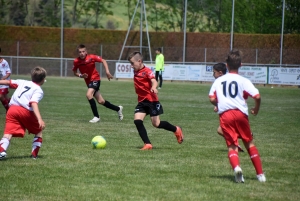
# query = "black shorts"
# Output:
<box><xmin>87</xmin><ymin>80</ymin><xmax>101</xmax><ymax>92</ymax></box>
<box><xmin>134</xmin><ymin>100</ymin><xmax>164</xmax><ymax>117</ymax></box>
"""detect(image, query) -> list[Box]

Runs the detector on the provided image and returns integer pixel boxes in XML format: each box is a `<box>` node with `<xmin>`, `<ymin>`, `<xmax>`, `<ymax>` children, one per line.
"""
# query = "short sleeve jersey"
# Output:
<box><xmin>0</xmin><ymin>59</ymin><xmax>11</xmax><ymax>89</ymax></box>
<box><xmin>134</xmin><ymin>66</ymin><xmax>158</xmax><ymax>102</ymax></box>
<box><xmin>9</xmin><ymin>80</ymin><xmax>44</xmax><ymax>111</ymax></box>
<box><xmin>72</xmin><ymin>54</ymin><xmax>102</xmax><ymax>85</ymax></box>
<box><xmin>209</xmin><ymin>73</ymin><xmax>259</xmax><ymax>116</ymax></box>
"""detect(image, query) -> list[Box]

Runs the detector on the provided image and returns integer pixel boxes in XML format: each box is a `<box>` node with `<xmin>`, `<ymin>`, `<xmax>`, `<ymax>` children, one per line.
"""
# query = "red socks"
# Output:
<box><xmin>31</xmin><ymin>137</ymin><xmax>43</xmax><ymax>158</ymax></box>
<box><xmin>247</xmin><ymin>146</ymin><xmax>264</xmax><ymax>175</ymax></box>
<box><xmin>228</xmin><ymin>150</ymin><xmax>240</xmax><ymax>169</ymax></box>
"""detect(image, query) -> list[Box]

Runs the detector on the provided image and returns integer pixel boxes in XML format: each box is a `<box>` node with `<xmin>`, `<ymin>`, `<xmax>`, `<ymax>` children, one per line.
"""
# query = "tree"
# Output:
<box><xmin>9</xmin><ymin>0</ymin><xmax>29</xmax><ymax>26</ymax></box>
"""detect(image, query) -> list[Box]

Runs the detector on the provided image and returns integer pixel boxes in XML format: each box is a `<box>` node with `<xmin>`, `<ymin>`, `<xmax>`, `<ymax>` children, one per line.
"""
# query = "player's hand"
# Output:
<box><xmin>82</xmin><ymin>73</ymin><xmax>88</xmax><ymax>78</ymax></box>
<box><xmin>151</xmin><ymin>87</ymin><xmax>158</xmax><ymax>94</ymax></box>
<box><xmin>106</xmin><ymin>72</ymin><xmax>113</xmax><ymax>81</ymax></box>
<box><xmin>38</xmin><ymin>119</ymin><xmax>46</xmax><ymax>130</ymax></box>
<box><xmin>251</xmin><ymin>107</ymin><xmax>259</xmax><ymax>116</ymax></box>
<box><xmin>213</xmin><ymin>106</ymin><xmax>218</xmax><ymax>112</ymax></box>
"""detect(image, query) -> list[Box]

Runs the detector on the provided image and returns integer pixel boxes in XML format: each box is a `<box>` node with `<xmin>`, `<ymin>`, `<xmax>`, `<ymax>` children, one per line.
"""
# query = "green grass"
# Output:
<box><xmin>1</xmin><ymin>76</ymin><xmax>300</xmax><ymax>201</ymax></box>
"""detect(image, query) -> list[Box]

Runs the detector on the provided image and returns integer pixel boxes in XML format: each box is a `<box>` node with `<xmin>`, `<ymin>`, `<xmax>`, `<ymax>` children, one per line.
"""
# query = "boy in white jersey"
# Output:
<box><xmin>0</xmin><ymin>48</ymin><xmax>11</xmax><ymax>111</ymax></box>
<box><xmin>0</xmin><ymin>66</ymin><xmax>47</xmax><ymax>159</ymax></box>
<box><xmin>212</xmin><ymin>63</ymin><xmax>244</xmax><ymax>152</ymax></box>
<box><xmin>209</xmin><ymin>50</ymin><xmax>266</xmax><ymax>183</ymax></box>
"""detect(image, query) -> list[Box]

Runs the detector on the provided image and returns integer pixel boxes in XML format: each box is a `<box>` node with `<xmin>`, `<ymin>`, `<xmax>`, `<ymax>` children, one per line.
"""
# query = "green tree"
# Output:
<box><xmin>9</xmin><ymin>0</ymin><xmax>29</xmax><ymax>26</ymax></box>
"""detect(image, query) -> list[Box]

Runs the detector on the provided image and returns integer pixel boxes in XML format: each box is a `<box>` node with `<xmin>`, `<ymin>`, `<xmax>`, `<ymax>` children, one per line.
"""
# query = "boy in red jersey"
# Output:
<box><xmin>73</xmin><ymin>44</ymin><xmax>123</xmax><ymax>123</ymax></box>
<box><xmin>209</xmin><ymin>50</ymin><xmax>266</xmax><ymax>183</ymax></box>
<box><xmin>212</xmin><ymin>63</ymin><xmax>244</xmax><ymax>152</ymax></box>
<box><xmin>127</xmin><ymin>51</ymin><xmax>183</xmax><ymax>150</ymax></box>
<box><xmin>0</xmin><ymin>67</ymin><xmax>46</xmax><ymax>159</ymax></box>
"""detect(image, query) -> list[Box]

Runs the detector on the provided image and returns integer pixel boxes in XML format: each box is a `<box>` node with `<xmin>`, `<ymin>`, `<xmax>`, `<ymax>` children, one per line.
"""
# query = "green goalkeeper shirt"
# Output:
<box><xmin>155</xmin><ymin>53</ymin><xmax>164</xmax><ymax>71</ymax></box>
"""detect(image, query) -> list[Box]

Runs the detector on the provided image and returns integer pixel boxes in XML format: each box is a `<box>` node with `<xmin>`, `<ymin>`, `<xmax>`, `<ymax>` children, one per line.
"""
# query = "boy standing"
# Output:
<box><xmin>0</xmin><ymin>67</ymin><xmax>47</xmax><ymax>159</ymax></box>
<box><xmin>73</xmin><ymin>44</ymin><xmax>123</xmax><ymax>123</ymax></box>
<box><xmin>209</xmin><ymin>50</ymin><xmax>266</xmax><ymax>183</ymax></box>
<box><xmin>128</xmin><ymin>51</ymin><xmax>183</xmax><ymax>150</ymax></box>
<box><xmin>0</xmin><ymin>48</ymin><xmax>11</xmax><ymax>111</ymax></box>
<box><xmin>155</xmin><ymin>48</ymin><xmax>164</xmax><ymax>89</ymax></box>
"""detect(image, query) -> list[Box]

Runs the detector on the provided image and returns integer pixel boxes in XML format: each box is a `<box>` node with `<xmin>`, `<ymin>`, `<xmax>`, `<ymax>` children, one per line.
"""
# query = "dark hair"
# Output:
<box><xmin>128</xmin><ymin>51</ymin><xmax>143</xmax><ymax>62</ymax></box>
<box><xmin>213</xmin><ymin>63</ymin><xmax>227</xmax><ymax>74</ymax></box>
<box><xmin>77</xmin><ymin>44</ymin><xmax>86</xmax><ymax>50</ymax></box>
<box><xmin>156</xmin><ymin>48</ymin><xmax>162</xmax><ymax>53</ymax></box>
<box><xmin>226</xmin><ymin>49</ymin><xmax>242</xmax><ymax>69</ymax></box>
<box><xmin>31</xmin><ymin>66</ymin><xmax>47</xmax><ymax>83</ymax></box>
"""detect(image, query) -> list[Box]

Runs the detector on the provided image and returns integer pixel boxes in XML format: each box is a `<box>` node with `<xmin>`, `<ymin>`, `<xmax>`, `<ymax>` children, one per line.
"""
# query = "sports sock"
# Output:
<box><xmin>88</xmin><ymin>99</ymin><xmax>99</xmax><ymax>118</ymax></box>
<box><xmin>103</xmin><ymin>100</ymin><xmax>119</xmax><ymax>111</ymax></box>
<box><xmin>228</xmin><ymin>150</ymin><xmax>240</xmax><ymax>170</ymax></box>
<box><xmin>0</xmin><ymin>137</ymin><xmax>10</xmax><ymax>152</ymax></box>
<box><xmin>247</xmin><ymin>146</ymin><xmax>264</xmax><ymax>175</ymax></box>
<box><xmin>157</xmin><ymin>121</ymin><xmax>176</xmax><ymax>132</ymax></box>
<box><xmin>31</xmin><ymin>137</ymin><xmax>43</xmax><ymax>158</ymax></box>
<box><xmin>134</xmin><ymin>120</ymin><xmax>151</xmax><ymax>144</ymax></box>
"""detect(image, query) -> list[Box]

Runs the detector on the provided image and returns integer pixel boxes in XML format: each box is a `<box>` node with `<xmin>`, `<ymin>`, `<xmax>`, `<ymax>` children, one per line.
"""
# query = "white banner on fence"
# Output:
<box><xmin>239</xmin><ymin>66</ymin><xmax>267</xmax><ymax>84</ymax></box>
<box><xmin>115</xmin><ymin>63</ymin><xmax>133</xmax><ymax>78</ymax></box>
<box><xmin>200</xmin><ymin>65</ymin><xmax>215</xmax><ymax>82</ymax></box>
<box><xmin>269</xmin><ymin>67</ymin><xmax>300</xmax><ymax>85</ymax></box>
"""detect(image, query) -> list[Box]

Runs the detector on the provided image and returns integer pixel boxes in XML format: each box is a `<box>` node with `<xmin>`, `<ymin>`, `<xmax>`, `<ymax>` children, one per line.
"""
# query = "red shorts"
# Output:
<box><xmin>0</xmin><ymin>88</ymin><xmax>9</xmax><ymax>95</ymax></box>
<box><xmin>219</xmin><ymin>109</ymin><xmax>253</xmax><ymax>147</ymax></box>
<box><xmin>4</xmin><ymin>105</ymin><xmax>42</xmax><ymax>137</ymax></box>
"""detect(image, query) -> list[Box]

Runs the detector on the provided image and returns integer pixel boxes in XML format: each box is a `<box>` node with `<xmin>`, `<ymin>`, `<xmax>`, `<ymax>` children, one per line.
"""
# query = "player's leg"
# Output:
<box><xmin>220</xmin><ymin>111</ymin><xmax>244</xmax><ymax>182</ymax></box>
<box><xmin>159</xmin><ymin>71</ymin><xmax>163</xmax><ymax>88</ymax></box>
<box><xmin>134</xmin><ymin>111</ymin><xmax>151</xmax><ymax>150</ymax></box>
<box><xmin>31</xmin><ymin>132</ymin><xmax>43</xmax><ymax>159</ymax></box>
<box><xmin>0</xmin><ymin>134</ymin><xmax>12</xmax><ymax>159</ymax></box>
<box><xmin>149</xmin><ymin>102</ymin><xmax>183</xmax><ymax>144</ymax></box>
<box><xmin>155</xmin><ymin>71</ymin><xmax>159</xmax><ymax>82</ymax></box>
<box><xmin>218</xmin><ymin>125</ymin><xmax>244</xmax><ymax>152</ymax></box>
<box><xmin>243</xmin><ymin>140</ymin><xmax>266</xmax><ymax>182</ymax></box>
<box><xmin>86</xmin><ymin>87</ymin><xmax>100</xmax><ymax>122</ymax></box>
<box><xmin>0</xmin><ymin>89</ymin><xmax>9</xmax><ymax>111</ymax></box>
<box><xmin>93</xmin><ymin>82</ymin><xmax>123</xmax><ymax>120</ymax></box>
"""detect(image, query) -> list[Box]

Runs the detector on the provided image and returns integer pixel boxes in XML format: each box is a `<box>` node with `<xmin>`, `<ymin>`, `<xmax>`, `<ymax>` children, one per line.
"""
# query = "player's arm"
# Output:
<box><xmin>1</xmin><ymin>73</ymin><xmax>11</xmax><ymax>80</ymax></box>
<box><xmin>209</xmin><ymin>96</ymin><xmax>217</xmax><ymax>106</ymax></box>
<box><xmin>150</xmin><ymin>78</ymin><xmax>158</xmax><ymax>94</ymax></box>
<box><xmin>101</xmin><ymin>58</ymin><xmax>113</xmax><ymax>80</ymax></box>
<box><xmin>251</xmin><ymin>94</ymin><xmax>261</xmax><ymax>116</ymax></box>
<box><xmin>72</xmin><ymin>69</ymin><xmax>87</xmax><ymax>78</ymax></box>
<box><xmin>31</xmin><ymin>102</ymin><xmax>45</xmax><ymax>130</ymax></box>
<box><xmin>0</xmin><ymin>80</ymin><xmax>10</xmax><ymax>85</ymax></box>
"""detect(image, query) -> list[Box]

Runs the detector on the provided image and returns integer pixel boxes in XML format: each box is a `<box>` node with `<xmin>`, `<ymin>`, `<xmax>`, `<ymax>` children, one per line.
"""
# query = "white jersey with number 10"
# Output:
<box><xmin>209</xmin><ymin>73</ymin><xmax>259</xmax><ymax>116</ymax></box>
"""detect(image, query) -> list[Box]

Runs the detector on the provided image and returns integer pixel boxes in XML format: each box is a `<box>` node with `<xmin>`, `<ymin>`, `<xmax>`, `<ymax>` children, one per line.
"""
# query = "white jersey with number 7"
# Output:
<box><xmin>9</xmin><ymin>79</ymin><xmax>44</xmax><ymax>111</ymax></box>
<box><xmin>209</xmin><ymin>73</ymin><xmax>259</xmax><ymax>116</ymax></box>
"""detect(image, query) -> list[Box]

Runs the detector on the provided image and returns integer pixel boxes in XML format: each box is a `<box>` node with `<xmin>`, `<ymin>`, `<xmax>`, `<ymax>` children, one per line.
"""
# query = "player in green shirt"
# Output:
<box><xmin>155</xmin><ymin>48</ymin><xmax>164</xmax><ymax>89</ymax></box>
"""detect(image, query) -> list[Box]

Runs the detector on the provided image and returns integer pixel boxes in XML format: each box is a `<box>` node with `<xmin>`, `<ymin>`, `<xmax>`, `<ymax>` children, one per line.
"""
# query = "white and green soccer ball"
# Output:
<box><xmin>91</xmin><ymin>136</ymin><xmax>107</xmax><ymax>149</ymax></box>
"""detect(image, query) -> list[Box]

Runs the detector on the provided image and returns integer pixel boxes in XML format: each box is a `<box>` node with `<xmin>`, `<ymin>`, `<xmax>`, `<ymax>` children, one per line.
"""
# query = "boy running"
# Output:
<box><xmin>209</xmin><ymin>50</ymin><xmax>266</xmax><ymax>183</ymax></box>
<box><xmin>128</xmin><ymin>51</ymin><xmax>183</xmax><ymax>150</ymax></box>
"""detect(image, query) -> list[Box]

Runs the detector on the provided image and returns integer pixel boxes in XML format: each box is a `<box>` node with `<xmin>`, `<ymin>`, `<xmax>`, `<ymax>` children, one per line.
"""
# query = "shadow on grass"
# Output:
<box><xmin>0</xmin><ymin>155</ymin><xmax>44</xmax><ymax>160</ymax></box>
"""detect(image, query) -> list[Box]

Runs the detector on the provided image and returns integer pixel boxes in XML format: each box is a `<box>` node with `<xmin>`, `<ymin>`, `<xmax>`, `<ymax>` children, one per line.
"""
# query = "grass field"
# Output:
<box><xmin>1</xmin><ymin>76</ymin><xmax>300</xmax><ymax>201</ymax></box>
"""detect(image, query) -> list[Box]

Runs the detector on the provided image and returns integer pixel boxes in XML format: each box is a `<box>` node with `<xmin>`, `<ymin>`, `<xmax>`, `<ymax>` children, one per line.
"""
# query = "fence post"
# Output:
<box><xmin>17</xmin><ymin>41</ymin><xmax>19</xmax><ymax>75</ymax></box>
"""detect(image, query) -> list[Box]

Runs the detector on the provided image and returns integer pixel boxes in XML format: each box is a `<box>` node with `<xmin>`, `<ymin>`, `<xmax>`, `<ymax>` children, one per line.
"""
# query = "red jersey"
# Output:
<box><xmin>134</xmin><ymin>66</ymin><xmax>158</xmax><ymax>102</ymax></box>
<box><xmin>72</xmin><ymin>54</ymin><xmax>103</xmax><ymax>85</ymax></box>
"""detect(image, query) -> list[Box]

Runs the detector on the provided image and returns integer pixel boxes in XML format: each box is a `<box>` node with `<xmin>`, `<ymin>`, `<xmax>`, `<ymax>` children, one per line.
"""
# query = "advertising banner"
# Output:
<box><xmin>269</xmin><ymin>67</ymin><xmax>300</xmax><ymax>85</ymax></box>
<box><xmin>239</xmin><ymin>66</ymin><xmax>267</xmax><ymax>84</ymax></box>
<box><xmin>115</xmin><ymin>63</ymin><xmax>133</xmax><ymax>78</ymax></box>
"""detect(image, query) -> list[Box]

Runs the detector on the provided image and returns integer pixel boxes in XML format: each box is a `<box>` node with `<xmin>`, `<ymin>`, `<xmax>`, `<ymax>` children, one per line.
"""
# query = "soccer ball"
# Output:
<box><xmin>91</xmin><ymin>136</ymin><xmax>107</xmax><ymax>149</ymax></box>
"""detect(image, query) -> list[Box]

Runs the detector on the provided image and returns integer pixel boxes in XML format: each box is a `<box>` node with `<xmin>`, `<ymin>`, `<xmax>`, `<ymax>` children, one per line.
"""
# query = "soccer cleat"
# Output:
<box><xmin>234</xmin><ymin>166</ymin><xmax>245</xmax><ymax>183</ymax></box>
<box><xmin>0</xmin><ymin>151</ymin><xmax>7</xmax><ymax>159</ymax></box>
<box><xmin>31</xmin><ymin>155</ymin><xmax>38</xmax><ymax>160</ymax></box>
<box><xmin>89</xmin><ymin>117</ymin><xmax>100</xmax><ymax>123</ymax></box>
<box><xmin>237</xmin><ymin>145</ymin><xmax>244</xmax><ymax>152</ymax></box>
<box><xmin>174</xmin><ymin>126</ymin><xmax>184</xmax><ymax>144</ymax></box>
<box><xmin>257</xmin><ymin>174</ymin><xmax>266</xmax><ymax>182</ymax></box>
<box><xmin>118</xmin><ymin>106</ymin><xmax>124</xmax><ymax>121</ymax></box>
<box><xmin>158</xmin><ymin>87</ymin><xmax>161</xmax><ymax>89</ymax></box>
<box><xmin>140</xmin><ymin>144</ymin><xmax>153</xmax><ymax>150</ymax></box>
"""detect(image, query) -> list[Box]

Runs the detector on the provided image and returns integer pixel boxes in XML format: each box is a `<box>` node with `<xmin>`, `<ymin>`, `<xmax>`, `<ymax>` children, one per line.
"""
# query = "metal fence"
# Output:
<box><xmin>2</xmin><ymin>56</ymin><xmax>299</xmax><ymax>79</ymax></box>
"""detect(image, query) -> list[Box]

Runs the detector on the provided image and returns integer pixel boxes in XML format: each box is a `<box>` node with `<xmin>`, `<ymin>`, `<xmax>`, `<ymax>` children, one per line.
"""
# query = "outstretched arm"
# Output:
<box><xmin>0</xmin><ymin>80</ymin><xmax>10</xmax><ymax>85</ymax></box>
